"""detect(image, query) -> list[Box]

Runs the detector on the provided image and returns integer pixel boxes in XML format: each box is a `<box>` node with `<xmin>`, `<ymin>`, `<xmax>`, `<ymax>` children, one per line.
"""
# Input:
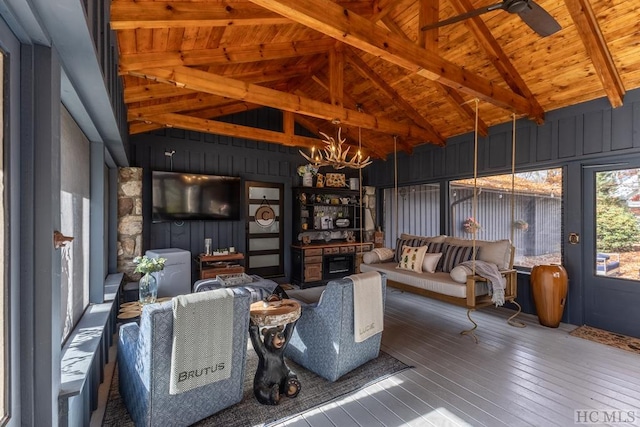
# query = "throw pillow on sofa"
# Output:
<box><xmin>394</xmin><ymin>237</ymin><xmax>428</xmax><ymax>262</ymax></box>
<box><xmin>401</xmin><ymin>233</ymin><xmax>447</xmax><ymax>244</ymax></box>
<box><xmin>397</xmin><ymin>245</ymin><xmax>428</xmax><ymax>273</ymax></box>
<box><xmin>440</xmin><ymin>244</ymin><xmax>475</xmax><ymax>273</ymax></box>
<box><xmin>450</xmin><ymin>264</ymin><xmax>473</xmax><ymax>283</ymax></box>
<box><xmin>477</xmin><ymin>239</ymin><xmax>512</xmax><ymax>270</ymax></box>
<box><xmin>422</xmin><ymin>253</ymin><xmax>442</xmax><ymax>273</ymax></box>
<box><xmin>362</xmin><ymin>247</ymin><xmax>395</xmax><ymax>264</ymax></box>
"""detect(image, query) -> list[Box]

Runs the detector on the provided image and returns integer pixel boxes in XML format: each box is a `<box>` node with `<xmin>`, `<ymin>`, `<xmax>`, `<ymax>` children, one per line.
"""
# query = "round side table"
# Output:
<box><xmin>248</xmin><ymin>298</ymin><xmax>302</xmax><ymax>405</ymax></box>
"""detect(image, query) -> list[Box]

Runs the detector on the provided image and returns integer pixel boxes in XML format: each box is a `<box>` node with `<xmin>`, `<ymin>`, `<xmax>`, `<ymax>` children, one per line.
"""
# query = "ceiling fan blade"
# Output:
<box><xmin>517</xmin><ymin>0</ymin><xmax>561</xmax><ymax>37</ymax></box>
<box><xmin>420</xmin><ymin>2</ymin><xmax>504</xmax><ymax>31</ymax></box>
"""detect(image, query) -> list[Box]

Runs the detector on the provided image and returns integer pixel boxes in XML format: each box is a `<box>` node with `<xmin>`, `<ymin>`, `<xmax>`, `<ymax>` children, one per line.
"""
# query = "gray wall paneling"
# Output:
<box><xmin>368</xmin><ymin>88</ymin><xmax>640</xmax><ymax>328</ymax></box>
<box><xmin>130</xmin><ymin>108</ymin><xmax>324</xmax><ymax>282</ymax></box>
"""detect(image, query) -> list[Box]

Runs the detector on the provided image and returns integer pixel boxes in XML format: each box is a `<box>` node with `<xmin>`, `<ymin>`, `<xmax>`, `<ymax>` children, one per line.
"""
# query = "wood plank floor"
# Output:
<box><xmin>273</xmin><ymin>287</ymin><xmax>640</xmax><ymax>427</ymax></box>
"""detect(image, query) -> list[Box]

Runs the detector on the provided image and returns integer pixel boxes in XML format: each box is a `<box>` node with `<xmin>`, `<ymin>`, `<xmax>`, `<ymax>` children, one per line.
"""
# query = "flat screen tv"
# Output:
<box><xmin>151</xmin><ymin>171</ymin><xmax>242</xmax><ymax>222</ymax></box>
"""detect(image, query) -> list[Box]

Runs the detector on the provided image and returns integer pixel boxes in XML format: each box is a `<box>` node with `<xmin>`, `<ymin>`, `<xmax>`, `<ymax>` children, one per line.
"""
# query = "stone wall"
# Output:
<box><xmin>117</xmin><ymin>167</ymin><xmax>143</xmax><ymax>282</ymax></box>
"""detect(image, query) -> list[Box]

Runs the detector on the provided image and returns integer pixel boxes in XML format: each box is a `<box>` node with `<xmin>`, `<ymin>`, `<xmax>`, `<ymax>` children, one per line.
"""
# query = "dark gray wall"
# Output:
<box><xmin>132</xmin><ymin>89</ymin><xmax>640</xmax><ymax>328</ymax></box>
<box><xmin>368</xmin><ymin>88</ymin><xmax>640</xmax><ymax>327</ymax></box>
<box><xmin>130</xmin><ymin>108</ymin><xmax>353</xmax><ymax>281</ymax></box>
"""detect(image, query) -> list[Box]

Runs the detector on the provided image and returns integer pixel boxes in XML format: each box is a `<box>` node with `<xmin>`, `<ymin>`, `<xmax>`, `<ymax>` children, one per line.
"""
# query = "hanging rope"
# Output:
<box><xmin>394</xmin><ymin>135</ymin><xmax>399</xmax><ymax>240</ymax></box>
<box><xmin>472</xmin><ymin>98</ymin><xmax>479</xmax><ymax>278</ymax></box>
<box><xmin>510</xmin><ymin>113</ymin><xmax>516</xmax><ymax>246</ymax></box>
<box><xmin>359</xmin><ymin>123</ymin><xmax>364</xmax><ymax>253</ymax></box>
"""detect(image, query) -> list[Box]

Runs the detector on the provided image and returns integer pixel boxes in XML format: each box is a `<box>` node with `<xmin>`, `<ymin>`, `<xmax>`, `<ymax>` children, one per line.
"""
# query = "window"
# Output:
<box><xmin>382</xmin><ymin>183</ymin><xmax>441</xmax><ymax>247</ymax></box>
<box><xmin>450</xmin><ymin>168</ymin><xmax>562</xmax><ymax>268</ymax></box>
<box><xmin>595</xmin><ymin>168</ymin><xmax>640</xmax><ymax>280</ymax></box>
<box><xmin>60</xmin><ymin>106</ymin><xmax>90</xmax><ymax>343</ymax></box>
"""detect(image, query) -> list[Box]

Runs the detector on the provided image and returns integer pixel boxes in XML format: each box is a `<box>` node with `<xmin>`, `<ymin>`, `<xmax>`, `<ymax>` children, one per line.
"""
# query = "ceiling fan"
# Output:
<box><xmin>420</xmin><ymin>0</ymin><xmax>561</xmax><ymax>37</ymax></box>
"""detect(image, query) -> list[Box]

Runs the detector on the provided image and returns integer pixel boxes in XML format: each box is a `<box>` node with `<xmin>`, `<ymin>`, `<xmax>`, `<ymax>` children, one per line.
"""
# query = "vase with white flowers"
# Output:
<box><xmin>297</xmin><ymin>164</ymin><xmax>318</xmax><ymax>187</ymax></box>
<box><xmin>133</xmin><ymin>255</ymin><xmax>166</xmax><ymax>304</ymax></box>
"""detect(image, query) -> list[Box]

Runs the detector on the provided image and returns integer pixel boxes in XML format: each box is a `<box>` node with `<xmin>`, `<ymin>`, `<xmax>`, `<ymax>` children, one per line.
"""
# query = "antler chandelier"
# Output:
<box><xmin>299</xmin><ymin>126</ymin><xmax>372</xmax><ymax>170</ymax></box>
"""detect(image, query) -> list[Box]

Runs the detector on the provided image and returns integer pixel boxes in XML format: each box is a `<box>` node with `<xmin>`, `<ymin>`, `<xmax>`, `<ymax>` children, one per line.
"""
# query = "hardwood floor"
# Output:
<box><xmin>274</xmin><ymin>287</ymin><xmax>640</xmax><ymax>427</ymax></box>
<box><xmin>93</xmin><ymin>286</ymin><xmax>640</xmax><ymax>426</ymax></box>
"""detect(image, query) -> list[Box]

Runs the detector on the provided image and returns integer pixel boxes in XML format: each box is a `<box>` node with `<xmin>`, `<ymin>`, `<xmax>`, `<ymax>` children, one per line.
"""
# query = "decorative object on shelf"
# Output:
<box><xmin>346</xmin><ymin>231</ymin><xmax>356</xmax><ymax>242</ymax></box>
<box><xmin>325</xmin><ymin>173</ymin><xmax>346</xmax><ymax>187</ymax></box>
<box><xmin>204</xmin><ymin>238</ymin><xmax>212</xmax><ymax>255</ymax></box>
<box><xmin>462</xmin><ymin>217</ymin><xmax>481</xmax><ymax>234</ymax></box>
<box><xmin>513</xmin><ymin>219</ymin><xmax>529</xmax><ymax>231</ymax></box>
<box><xmin>336</xmin><ymin>218</ymin><xmax>350</xmax><ymax>228</ymax></box>
<box><xmin>299</xmin><ymin>126</ymin><xmax>372</xmax><ymax>170</ymax></box>
<box><xmin>297</xmin><ymin>164</ymin><xmax>318</xmax><ymax>187</ymax></box>
<box><xmin>316</xmin><ymin>173</ymin><xmax>325</xmax><ymax>187</ymax></box>
<box><xmin>133</xmin><ymin>255</ymin><xmax>166</xmax><ymax>304</ymax></box>
<box><xmin>301</xmin><ymin>235</ymin><xmax>311</xmax><ymax>245</ymax></box>
<box><xmin>349</xmin><ymin>177</ymin><xmax>360</xmax><ymax>190</ymax></box>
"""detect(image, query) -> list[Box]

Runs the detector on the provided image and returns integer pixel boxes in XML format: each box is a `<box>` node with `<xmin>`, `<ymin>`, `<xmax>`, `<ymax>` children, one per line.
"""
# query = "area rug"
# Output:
<box><xmin>102</xmin><ymin>350</ymin><xmax>410</xmax><ymax>427</ymax></box>
<box><xmin>570</xmin><ymin>325</ymin><xmax>640</xmax><ymax>355</ymax></box>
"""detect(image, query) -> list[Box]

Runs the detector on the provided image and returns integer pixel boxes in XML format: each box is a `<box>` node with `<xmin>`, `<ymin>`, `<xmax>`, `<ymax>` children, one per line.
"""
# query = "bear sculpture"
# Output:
<box><xmin>249</xmin><ymin>321</ymin><xmax>301</xmax><ymax>405</ymax></box>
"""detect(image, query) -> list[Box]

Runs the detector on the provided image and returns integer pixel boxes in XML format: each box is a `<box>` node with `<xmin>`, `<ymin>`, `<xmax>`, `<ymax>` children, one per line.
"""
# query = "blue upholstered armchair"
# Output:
<box><xmin>284</xmin><ymin>273</ymin><xmax>387</xmax><ymax>382</ymax></box>
<box><xmin>117</xmin><ymin>288</ymin><xmax>250</xmax><ymax>426</ymax></box>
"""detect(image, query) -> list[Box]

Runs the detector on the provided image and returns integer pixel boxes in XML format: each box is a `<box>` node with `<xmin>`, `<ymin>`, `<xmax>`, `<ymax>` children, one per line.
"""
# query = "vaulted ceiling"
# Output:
<box><xmin>111</xmin><ymin>0</ymin><xmax>640</xmax><ymax>159</ymax></box>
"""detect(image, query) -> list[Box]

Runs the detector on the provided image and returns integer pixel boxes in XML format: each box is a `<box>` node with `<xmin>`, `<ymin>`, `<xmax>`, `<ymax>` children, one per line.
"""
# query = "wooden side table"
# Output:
<box><xmin>197</xmin><ymin>252</ymin><xmax>245</xmax><ymax>279</ymax></box>
<box><xmin>248</xmin><ymin>299</ymin><xmax>302</xmax><ymax>405</ymax></box>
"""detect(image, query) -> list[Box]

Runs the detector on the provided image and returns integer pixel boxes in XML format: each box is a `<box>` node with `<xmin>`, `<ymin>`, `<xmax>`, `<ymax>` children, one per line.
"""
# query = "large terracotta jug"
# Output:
<box><xmin>530</xmin><ymin>264</ymin><xmax>568</xmax><ymax>328</ymax></box>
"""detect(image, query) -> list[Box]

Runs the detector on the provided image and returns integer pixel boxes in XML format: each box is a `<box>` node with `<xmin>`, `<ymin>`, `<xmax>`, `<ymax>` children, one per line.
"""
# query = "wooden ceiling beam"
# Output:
<box><xmin>310</xmin><ymin>71</ymin><xmax>360</xmax><ymax>111</ymax></box>
<box><xmin>128</xmin><ymin>66</ymin><xmax>440</xmax><ymax>143</ymax></box>
<box><xmin>119</xmin><ymin>38</ymin><xmax>337</xmax><ymax>72</ymax></box>
<box><xmin>418</xmin><ymin>0</ymin><xmax>438</xmax><ymax>52</ymax></box>
<box><xmin>127</xmin><ymin>93</ymin><xmax>230</xmax><ymax>121</ymax></box>
<box><xmin>449</xmin><ymin>0</ymin><xmax>545</xmax><ymax>123</ymax></box>
<box><xmin>329</xmin><ymin>47</ymin><xmax>344</xmax><ymax>108</ymax></box>
<box><xmin>111</xmin><ymin>0</ymin><xmax>377</xmax><ymax>30</ymax></box>
<box><xmin>110</xmin><ymin>1</ymin><xmax>291</xmax><ymax>30</ymax></box>
<box><xmin>381</xmin><ymin>15</ymin><xmax>489</xmax><ymax>137</ymax></box>
<box><xmin>125</xmin><ymin>64</ymin><xmax>312</xmax><ymax>103</ymax></box>
<box><xmin>130</xmin><ymin>101</ymin><xmax>262</xmax><ymax>134</ymax></box>
<box><xmin>564</xmin><ymin>0</ymin><xmax>625</xmax><ymax>107</ymax></box>
<box><xmin>138</xmin><ymin>113</ymin><xmax>322</xmax><ymax>147</ymax></box>
<box><xmin>247</xmin><ymin>0</ymin><xmax>538</xmax><ymax>120</ymax></box>
<box><xmin>293</xmin><ymin>82</ymin><xmax>406</xmax><ymax>157</ymax></box>
<box><xmin>371</xmin><ymin>0</ymin><xmax>415</xmax><ymax>24</ymax></box>
<box><xmin>124</xmin><ymin>84</ymin><xmax>196</xmax><ymax>103</ymax></box>
<box><xmin>344</xmin><ymin>48</ymin><xmax>445</xmax><ymax>146</ymax></box>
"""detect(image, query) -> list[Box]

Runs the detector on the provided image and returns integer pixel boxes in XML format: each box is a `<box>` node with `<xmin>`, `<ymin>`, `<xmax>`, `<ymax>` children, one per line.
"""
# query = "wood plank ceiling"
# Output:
<box><xmin>111</xmin><ymin>0</ymin><xmax>640</xmax><ymax>159</ymax></box>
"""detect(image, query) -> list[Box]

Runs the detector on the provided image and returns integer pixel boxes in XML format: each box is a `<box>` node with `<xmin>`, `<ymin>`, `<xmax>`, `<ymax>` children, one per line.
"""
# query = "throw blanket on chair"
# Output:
<box><xmin>459</xmin><ymin>260</ymin><xmax>506</xmax><ymax>306</ymax></box>
<box><xmin>348</xmin><ymin>271</ymin><xmax>384</xmax><ymax>343</ymax></box>
<box><xmin>170</xmin><ymin>288</ymin><xmax>235</xmax><ymax>394</ymax></box>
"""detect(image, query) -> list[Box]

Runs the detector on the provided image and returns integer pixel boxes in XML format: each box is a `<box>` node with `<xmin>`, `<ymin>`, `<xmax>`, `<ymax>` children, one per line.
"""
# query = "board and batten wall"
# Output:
<box><xmin>129</xmin><ymin>108</ymin><xmax>369</xmax><ymax>283</ymax></box>
<box><xmin>131</xmin><ymin>90</ymin><xmax>640</xmax><ymax>325</ymax></box>
<box><xmin>367</xmin><ymin>88</ymin><xmax>640</xmax><ymax>326</ymax></box>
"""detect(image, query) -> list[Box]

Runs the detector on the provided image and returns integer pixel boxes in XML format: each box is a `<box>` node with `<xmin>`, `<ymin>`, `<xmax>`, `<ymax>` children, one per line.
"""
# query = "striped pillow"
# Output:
<box><xmin>394</xmin><ymin>237</ymin><xmax>428</xmax><ymax>262</ymax></box>
<box><xmin>440</xmin><ymin>244</ymin><xmax>475</xmax><ymax>273</ymax></box>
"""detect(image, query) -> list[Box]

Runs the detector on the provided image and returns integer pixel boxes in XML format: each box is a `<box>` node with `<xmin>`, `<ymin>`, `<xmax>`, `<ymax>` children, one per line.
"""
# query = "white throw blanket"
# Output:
<box><xmin>348</xmin><ymin>271</ymin><xmax>384</xmax><ymax>343</ymax></box>
<box><xmin>170</xmin><ymin>288</ymin><xmax>234</xmax><ymax>395</ymax></box>
<box><xmin>459</xmin><ymin>260</ymin><xmax>506</xmax><ymax>306</ymax></box>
